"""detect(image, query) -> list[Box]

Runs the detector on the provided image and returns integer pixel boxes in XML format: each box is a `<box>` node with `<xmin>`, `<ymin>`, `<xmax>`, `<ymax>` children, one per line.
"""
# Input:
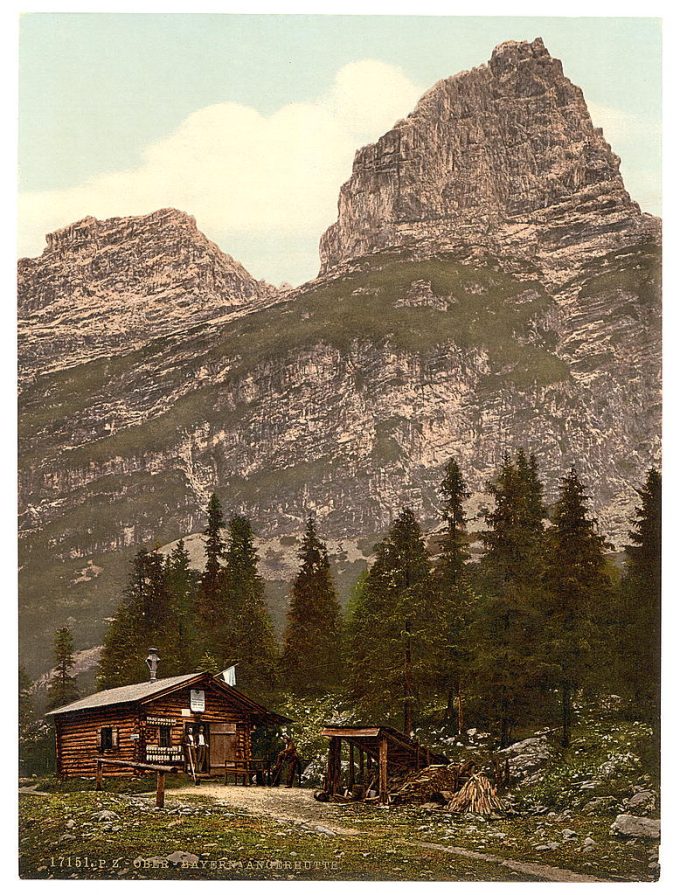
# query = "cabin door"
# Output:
<box><xmin>210</xmin><ymin>722</ymin><xmax>237</xmax><ymax>773</ymax></box>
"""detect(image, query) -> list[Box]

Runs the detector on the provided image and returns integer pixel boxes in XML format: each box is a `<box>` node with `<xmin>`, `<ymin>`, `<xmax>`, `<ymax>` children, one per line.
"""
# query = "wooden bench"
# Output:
<box><xmin>222</xmin><ymin>759</ymin><xmax>272</xmax><ymax>786</ymax></box>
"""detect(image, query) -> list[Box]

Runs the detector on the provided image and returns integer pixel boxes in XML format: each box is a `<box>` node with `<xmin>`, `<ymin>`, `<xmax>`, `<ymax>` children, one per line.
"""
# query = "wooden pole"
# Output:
<box><xmin>348</xmin><ymin>742</ymin><xmax>355</xmax><ymax>789</ymax></box>
<box><xmin>327</xmin><ymin>737</ymin><xmax>341</xmax><ymax>796</ymax></box>
<box><xmin>358</xmin><ymin>746</ymin><xmax>365</xmax><ymax>784</ymax></box>
<box><xmin>457</xmin><ymin>681</ymin><xmax>464</xmax><ymax>737</ymax></box>
<box><xmin>378</xmin><ymin>735</ymin><xmax>388</xmax><ymax>805</ymax></box>
<box><xmin>333</xmin><ymin>738</ymin><xmax>341</xmax><ymax>796</ymax></box>
<box><xmin>95</xmin><ymin>759</ymin><xmax>103</xmax><ymax>792</ymax></box>
<box><xmin>156</xmin><ymin>771</ymin><xmax>166</xmax><ymax>808</ymax></box>
<box><xmin>326</xmin><ymin>737</ymin><xmax>333</xmax><ymax>794</ymax></box>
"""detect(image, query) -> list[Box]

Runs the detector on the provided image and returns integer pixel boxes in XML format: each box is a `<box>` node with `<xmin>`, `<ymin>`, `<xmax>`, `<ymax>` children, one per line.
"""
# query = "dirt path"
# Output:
<box><xmin>18</xmin><ymin>785</ymin><xmax>48</xmax><ymax>796</ymax></box>
<box><xmin>173</xmin><ymin>783</ymin><xmax>362</xmax><ymax>835</ymax></box>
<box><xmin>171</xmin><ymin>785</ymin><xmax>609</xmax><ymax>882</ymax></box>
<box><xmin>420</xmin><ymin>842</ymin><xmax>609</xmax><ymax>883</ymax></box>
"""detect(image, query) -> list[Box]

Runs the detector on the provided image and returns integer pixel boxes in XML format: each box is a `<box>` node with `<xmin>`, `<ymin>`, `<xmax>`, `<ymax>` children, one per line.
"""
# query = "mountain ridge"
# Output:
<box><xmin>18</xmin><ymin>207</ymin><xmax>284</xmax><ymax>382</ymax></box>
<box><xmin>17</xmin><ymin>38</ymin><xmax>661</xmax><ymax>673</ymax></box>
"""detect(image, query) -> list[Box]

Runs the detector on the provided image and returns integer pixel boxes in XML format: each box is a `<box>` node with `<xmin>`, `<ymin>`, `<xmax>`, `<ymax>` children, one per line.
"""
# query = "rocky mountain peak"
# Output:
<box><xmin>319</xmin><ymin>38</ymin><xmax>659</xmax><ymax>283</ymax></box>
<box><xmin>18</xmin><ymin>208</ymin><xmax>280</xmax><ymax>379</ymax></box>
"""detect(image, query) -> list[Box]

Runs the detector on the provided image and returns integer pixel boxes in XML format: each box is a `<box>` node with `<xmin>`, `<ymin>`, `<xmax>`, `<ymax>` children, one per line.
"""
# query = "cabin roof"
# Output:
<box><xmin>46</xmin><ymin>671</ymin><xmax>292</xmax><ymax>725</ymax></box>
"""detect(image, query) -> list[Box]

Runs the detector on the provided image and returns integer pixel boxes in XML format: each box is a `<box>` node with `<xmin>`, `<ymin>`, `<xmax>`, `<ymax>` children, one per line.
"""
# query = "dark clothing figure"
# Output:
<box><xmin>196</xmin><ymin>726</ymin><xmax>208</xmax><ymax>773</ymax></box>
<box><xmin>272</xmin><ymin>739</ymin><xmax>301</xmax><ymax>788</ymax></box>
<box><xmin>184</xmin><ymin>729</ymin><xmax>197</xmax><ymax>776</ymax></box>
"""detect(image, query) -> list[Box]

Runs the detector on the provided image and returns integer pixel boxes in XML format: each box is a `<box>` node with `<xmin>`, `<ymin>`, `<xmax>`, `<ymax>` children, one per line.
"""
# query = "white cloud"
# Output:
<box><xmin>18</xmin><ymin>60</ymin><xmax>423</xmax><ymax>284</ymax></box>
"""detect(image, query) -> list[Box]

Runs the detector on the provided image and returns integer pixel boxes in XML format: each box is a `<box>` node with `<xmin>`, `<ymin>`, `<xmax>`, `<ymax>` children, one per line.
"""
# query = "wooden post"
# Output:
<box><xmin>358</xmin><ymin>746</ymin><xmax>365</xmax><ymax>784</ymax></box>
<box><xmin>327</xmin><ymin>736</ymin><xmax>341</xmax><ymax>796</ymax></box>
<box><xmin>95</xmin><ymin>759</ymin><xmax>103</xmax><ymax>792</ymax></box>
<box><xmin>333</xmin><ymin>738</ymin><xmax>342</xmax><ymax>796</ymax></box>
<box><xmin>156</xmin><ymin>771</ymin><xmax>166</xmax><ymax>808</ymax></box>
<box><xmin>378</xmin><ymin>735</ymin><xmax>388</xmax><ymax>805</ymax></box>
<box><xmin>348</xmin><ymin>742</ymin><xmax>355</xmax><ymax>789</ymax></box>
<box><xmin>326</xmin><ymin>737</ymin><xmax>333</xmax><ymax>794</ymax></box>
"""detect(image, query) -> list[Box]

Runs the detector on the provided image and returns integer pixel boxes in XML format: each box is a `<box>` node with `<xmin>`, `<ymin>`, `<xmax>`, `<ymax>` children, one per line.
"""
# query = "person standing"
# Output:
<box><xmin>196</xmin><ymin>725</ymin><xmax>208</xmax><ymax>773</ymax></box>
<box><xmin>184</xmin><ymin>727</ymin><xmax>197</xmax><ymax>776</ymax></box>
<box><xmin>272</xmin><ymin>738</ymin><xmax>301</xmax><ymax>787</ymax></box>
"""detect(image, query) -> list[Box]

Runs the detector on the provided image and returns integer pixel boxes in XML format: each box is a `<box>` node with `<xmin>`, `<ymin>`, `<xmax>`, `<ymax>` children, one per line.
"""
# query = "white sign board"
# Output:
<box><xmin>190</xmin><ymin>689</ymin><xmax>205</xmax><ymax>712</ymax></box>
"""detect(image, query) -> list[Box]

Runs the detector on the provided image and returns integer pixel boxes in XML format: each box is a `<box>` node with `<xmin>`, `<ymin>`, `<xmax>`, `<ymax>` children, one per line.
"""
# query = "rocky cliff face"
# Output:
<box><xmin>319</xmin><ymin>38</ymin><xmax>659</xmax><ymax>285</ymax></box>
<box><xmin>18</xmin><ymin>208</ymin><xmax>281</xmax><ymax>381</ymax></box>
<box><xmin>18</xmin><ymin>39</ymin><xmax>661</xmax><ymax>674</ymax></box>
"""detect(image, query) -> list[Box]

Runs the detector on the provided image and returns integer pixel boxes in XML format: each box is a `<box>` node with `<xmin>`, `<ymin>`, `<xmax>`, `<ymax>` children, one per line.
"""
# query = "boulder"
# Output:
<box><xmin>498</xmin><ymin>735</ymin><xmax>552</xmax><ymax>779</ymax></box>
<box><xmin>92</xmin><ymin>810</ymin><xmax>119</xmax><ymax>823</ymax></box>
<box><xmin>583</xmin><ymin>795</ymin><xmax>620</xmax><ymax>815</ymax></box>
<box><xmin>610</xmin><ymin>815</ymin><xmax>660</xmax><ymax>840</ymax></box>
<box><xmin>624</xmin><ymin>790</ymin><xmax>657</xmax><ymax>815</ymax></box>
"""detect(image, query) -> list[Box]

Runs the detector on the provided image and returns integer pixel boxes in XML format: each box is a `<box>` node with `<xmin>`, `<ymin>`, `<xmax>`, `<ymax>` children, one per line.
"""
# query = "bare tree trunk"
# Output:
<box><xmin>456</xmin><ymin>678</ymin><xmax>464</xmax><ymax>737</ymax></box>
<box><xmin>445</xmin><ymin>688</ymin><xmax>455</xmax><ymax>730</ymax></box>
<box><xmin>500</xmin><ymin>716</ymin><xmax>510</xmax><ymax>749</ymax></box>
<box><xmin>403</xmin><ymin>622</ymin><xmax>413</xmax><ymax>736</ymax></box>
<box><xmin>561</xmin><ymin>682</ymin><xmax>571</xmax><ymax>748</ymax></box>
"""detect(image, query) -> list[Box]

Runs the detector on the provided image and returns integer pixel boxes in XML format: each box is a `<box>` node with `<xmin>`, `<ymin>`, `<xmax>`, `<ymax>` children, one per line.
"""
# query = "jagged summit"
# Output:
<box><xmin>319</xmin><ymin>38</ymin><xmax>659</xmax><ymax>282</ymax></box>
<box><xmin>18</xmin><ymin>208</ymin><xmax>280</xmax><ymax>378</ymax></box>
<box><xmin>40</xmin><ymin>208</ymin><xmax>201</xmax><ymax>255</ymax></box>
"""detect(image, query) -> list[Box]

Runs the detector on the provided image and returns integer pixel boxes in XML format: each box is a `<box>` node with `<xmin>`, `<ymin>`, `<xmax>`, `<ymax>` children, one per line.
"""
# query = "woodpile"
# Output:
<box><xmin>447</xmin><ymin>772</ymin><xmax>505</xmax><ymax>816</ymax></box>
<box><xmin>390</xmin><ymin>760</ymin><xmax>476</xmax><ymax>805</ymax></box>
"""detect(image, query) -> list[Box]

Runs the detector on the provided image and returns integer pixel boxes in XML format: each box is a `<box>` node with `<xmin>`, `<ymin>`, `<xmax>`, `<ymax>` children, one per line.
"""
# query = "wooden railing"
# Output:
<box><xmin>95</xmin><ymin>757</ymin><xmax>178</xmax><ymax>807</ymax></box>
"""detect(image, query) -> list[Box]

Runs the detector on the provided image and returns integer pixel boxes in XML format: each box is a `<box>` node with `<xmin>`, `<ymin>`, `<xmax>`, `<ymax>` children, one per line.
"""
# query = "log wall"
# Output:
<box><xmin>55</xmin><ymin>705</ymin><xmax>141</xmax><ymax>778</ymax></box>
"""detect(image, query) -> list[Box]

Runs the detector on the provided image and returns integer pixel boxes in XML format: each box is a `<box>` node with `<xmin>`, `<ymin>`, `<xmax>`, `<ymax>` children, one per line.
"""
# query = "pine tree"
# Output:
<box><xmin>473</xmin><ymin>453</ymin><xmax>548</xmax><ymax>746</ymax></box>
<box><xmin>543</xmin><ymin>467</ymin><xmax>611</xmax><ymax>747</ymax></box>
<box><xmin>98</xmin><ymin>548</ymin><xmax>168</xmax><ymax>688</ymax></box>
<box><xmin>47</xmin><ymin>627</ymin><xmax>79</xmax><ymax>710</ymax></box>
<box><xmin>222</xmin><ymin>516</ymin><xmax>279</xmax><ymax>696</ymax></box>
<box><xmin>435</xmin><ymin>458</ymin><xmax>471</xmax><ymax>735</ymax></box>
<box><xmin>348</xmin><ymin>508</ymin><xmax>437</xmax><ymax>733</ymax></box>
<box><xmin>164</xmin><ymin>540</ymin><xmax>200</xmax><ymax>675</ymax></box>
<box><xmin>281</xmin><ymin>517</ymin><xmax>342</xmax><ymax>695</ymax></box>
<box><xmin>198</xmin><ymin>493</ymin><xmax>227</xmax><ymax>637</ymax></box>
<box><xmin>19</xmin><ymin>666</ymin><xmax>53</xmax><ymax>775</ymax></box>
<box><xmin>619</xmin><ymin>468</ymin><xmax>661</xmax><ymax>723</ymax></box>
<box><xmin>343</xmin><ymin>569</ymin><xmax>368</xmax><ymax>665</ymax></box>
<box><xmin>19</xmin><ymin>665</ymin><xmax>41</xmax><ymax>750</ymax></box>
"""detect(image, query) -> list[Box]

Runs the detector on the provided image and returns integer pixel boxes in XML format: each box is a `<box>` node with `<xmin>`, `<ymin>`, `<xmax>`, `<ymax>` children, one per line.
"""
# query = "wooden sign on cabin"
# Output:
<box><xmin>190</xmin><ymin>689</ymin><xmax>206</xmax><ymax>712</ymax></box>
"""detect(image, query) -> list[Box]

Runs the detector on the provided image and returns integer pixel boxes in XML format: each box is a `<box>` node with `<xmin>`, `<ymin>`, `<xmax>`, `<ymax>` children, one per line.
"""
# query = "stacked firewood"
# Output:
<box><xmin>447</xmin><ymin>772</ymin><xmax>505</xmax><ymax>816</ymax></box>
<box><xmin>390</xmin><ymin>760</ymin><xmax>476</xmax><ymax>805</ymax></box>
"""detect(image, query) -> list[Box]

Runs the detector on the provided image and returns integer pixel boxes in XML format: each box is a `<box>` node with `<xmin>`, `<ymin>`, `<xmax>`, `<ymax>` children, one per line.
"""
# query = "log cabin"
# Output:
<box><xmin>46</xmin><ymin>670</ymin><xmax>291</xmax><ymax>779</ymax></box>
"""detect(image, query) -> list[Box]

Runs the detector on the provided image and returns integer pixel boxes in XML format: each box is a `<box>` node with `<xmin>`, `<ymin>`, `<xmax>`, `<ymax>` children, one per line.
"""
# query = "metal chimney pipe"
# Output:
<box><xmin>145</xmin><ymin>647</ymin><xmax>160</xmax><ymax>682</ymax></box>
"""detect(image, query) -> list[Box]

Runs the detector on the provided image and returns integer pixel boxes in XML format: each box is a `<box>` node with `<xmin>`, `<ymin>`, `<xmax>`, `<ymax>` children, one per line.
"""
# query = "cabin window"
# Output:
<box><xmin>98</xmin><ymin>727</ymin><xmax>119</xmax><ymax>752</ymax></box>
<box><xmin>159</xmin><ymin>726</ymin><xmax>171</xmax><ymax>747</ymax></box>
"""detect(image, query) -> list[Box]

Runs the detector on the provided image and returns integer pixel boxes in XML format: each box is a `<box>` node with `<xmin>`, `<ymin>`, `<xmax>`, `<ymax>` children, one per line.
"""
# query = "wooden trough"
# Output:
<box><xmin>320</xmin><ymin>725</ymin><xmax>448</xmax><ymax>804</ymax></box>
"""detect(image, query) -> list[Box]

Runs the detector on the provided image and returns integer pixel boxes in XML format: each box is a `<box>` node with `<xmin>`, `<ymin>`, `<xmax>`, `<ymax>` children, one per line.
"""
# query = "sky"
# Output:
<box><xmin>18</xmin><ymin>14</ymin><xmax>662</xmax><ymax>286</ymax></box>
